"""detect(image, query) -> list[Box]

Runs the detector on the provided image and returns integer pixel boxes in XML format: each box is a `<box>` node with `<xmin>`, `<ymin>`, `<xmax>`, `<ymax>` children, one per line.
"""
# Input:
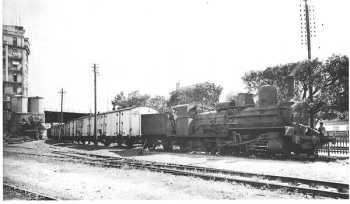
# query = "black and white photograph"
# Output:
<box><xmin>1</xmin><ymin>0</ymin><xmax>349</xmax><ymax>200</ymax></box>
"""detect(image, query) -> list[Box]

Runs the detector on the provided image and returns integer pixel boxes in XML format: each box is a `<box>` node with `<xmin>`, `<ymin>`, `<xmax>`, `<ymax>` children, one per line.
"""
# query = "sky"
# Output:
<box><xmin>2</xmin><ymin>0</ymin><xmax>349</xmax><ymax>113</ymax></box>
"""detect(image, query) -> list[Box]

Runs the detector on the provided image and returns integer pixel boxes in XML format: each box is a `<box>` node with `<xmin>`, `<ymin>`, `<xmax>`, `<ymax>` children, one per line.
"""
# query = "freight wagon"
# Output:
<box><xmin>49</xmin><ymin>106</ymin><xmax>158</xmax><ymax>147</ymax></box>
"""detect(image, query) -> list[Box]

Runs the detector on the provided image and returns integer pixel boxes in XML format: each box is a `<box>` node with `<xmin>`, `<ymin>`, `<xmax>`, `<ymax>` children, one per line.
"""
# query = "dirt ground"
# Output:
<box><xmin>4</xmin><ymin>152</ymin><xmax>307</xmax><ymax>199</ymax></box>
<box><xmin>133</xmin><ymin>152</ymin><xmax>349</xmax><ymax>183</ymax></box>
<box><xmin>3</xmin><ymin>140</ymin><xmax>349</xmax><ymax>199</ymax></box>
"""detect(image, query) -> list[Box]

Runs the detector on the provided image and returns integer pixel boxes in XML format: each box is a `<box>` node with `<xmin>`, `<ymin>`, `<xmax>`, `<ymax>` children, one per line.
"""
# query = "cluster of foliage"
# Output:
<box><xmin>111</xmin><ymin>82</ymin><xmax>223</xmax><ymax>112</ymax></box>
<box><xmin>242</xmin><ymin>54</ymin><xmax>349</xmax><ymax>124</ymax></box>
<box><xmin>146</xmin><ymin>95</ymin><xmax>168</xmax><ymax>113</ymax></box>
<box><xmin>168</xmin><ymin>82</ymin><xmax>223</xmax><ymax>108</ymax></box>
<box><xmin>111</xmin><ymin>91</ymin><xmax>150</xmax><ymax>110</ymax></box>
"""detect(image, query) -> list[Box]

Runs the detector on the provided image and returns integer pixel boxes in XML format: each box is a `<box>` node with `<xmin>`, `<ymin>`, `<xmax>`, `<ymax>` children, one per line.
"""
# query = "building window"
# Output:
<box><xmin>13</xmin><ymin>37</ymin><xmax>17</xmax><ymax>47</ymax></box>
<box><xmin>12</xmin><ymin>48</ymin><xmax>18</xmax><ymax>55</ymax></box>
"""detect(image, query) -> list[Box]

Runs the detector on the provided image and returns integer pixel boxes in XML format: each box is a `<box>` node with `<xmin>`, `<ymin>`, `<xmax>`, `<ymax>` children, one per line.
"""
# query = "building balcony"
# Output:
<box><xmin>8</xmin><ymin>53</ymin><xmax>23</xmax><ymax>60</ymax></box>
<box><xmin>4</xmin><ymin>44</ymin><xmax>30</xmax><ymax>55</ymax></box>
<box><xmin>8</xmin><ymin>67</ymin><xmax>23</xmax><ymax>73</ymax></box>
<box><xmin>3</xmin><ymin>81</ymin><xmax>23</xmax><ymax>86</ymax></box>
<box><xmin>8</xmin><ymin>47</ymin><xmax>24</xmax><ymax>58</ymax></box>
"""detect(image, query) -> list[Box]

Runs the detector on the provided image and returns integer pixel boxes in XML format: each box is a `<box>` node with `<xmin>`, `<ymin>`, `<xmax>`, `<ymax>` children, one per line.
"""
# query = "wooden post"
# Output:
<box><xmin>92</xmin><ymin>64</ymin><xmax>98</xmax><ymax>145</ymax></box>
<box><xmin>58</xmin><ymin>88</ymin><xmax>66</xmax><ymax>142</ymax></box>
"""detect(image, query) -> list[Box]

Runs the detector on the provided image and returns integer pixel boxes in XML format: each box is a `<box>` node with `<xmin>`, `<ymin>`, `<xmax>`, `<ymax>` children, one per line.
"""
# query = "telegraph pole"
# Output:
<box><xmin>92</xmin><ymin>64</ymin><xmax>98</xmax><ymax>145</ymax></box>
<box><xmin>304</xmin><ymin>0</ymin><xmax>314</xmax><ymax>128</ymax></box>
<box><xmin>58</xmin><ymin>88</ymin><xmax>66</xmax><ymax>142</ymax></box>
<box><xmin>304</xmin><ymin>0</ymin><xmax>312</xmax><ymax>60</ymax></box>
<box><xmin>301</xmin><ymin>0</ymin><xmax>315</xmax><ymax>128</ymax></box>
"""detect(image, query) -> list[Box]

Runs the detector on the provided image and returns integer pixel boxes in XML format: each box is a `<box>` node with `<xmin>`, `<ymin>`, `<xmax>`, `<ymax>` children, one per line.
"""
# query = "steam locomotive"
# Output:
<box><xmin>49</xmin><ymin>85</ymin><xmax>333</xmax><ymax>156</ymax></box>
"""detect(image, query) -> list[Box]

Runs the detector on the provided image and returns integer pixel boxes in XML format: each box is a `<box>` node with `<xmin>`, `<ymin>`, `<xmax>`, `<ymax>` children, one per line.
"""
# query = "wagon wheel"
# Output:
<box><xmin>143</xmin><ymin>138</ymin><xmax>154</xmax><ymax>149</ymax></box>
<box><xmin>126</xmin><ymin>138</ymin><xmax>134</xmax><ymax>149</ymax></box>
<box><xmin>116</xmin><ymin>136</ymin><xmax>122</xmax><ymax>147</ymax></box>
<box><xmin>177</xmin><ymin>140</ymin><xmax>186</xmax><ymax>152</ymax></box>
<box><xmin>210</xmin><ymin>145</ymin><xmax>218</xmax><ymax>155</ymax></box>
<box><xmin>142</xmin><ymin>138</ymin><xmax>149</xmax><ymax>149</ymax></box>
<box><xmin>93</xmin><ymin>138</ymin><xmax>98</xmax><ymax>146</ymax></box>
<box><xmin>203</xmin><ymin>139</ymin><xmax>217</xmax><ymax>155</ymax></box>
<box><xmin>162</xmin><ymin>138</ymin><xmax>173</xmax><ymax>152</ymax></box>
<box><xmin>103</xmin><ymin>138</ymin><xmax>111</xmax><ymax>147</ymax></box>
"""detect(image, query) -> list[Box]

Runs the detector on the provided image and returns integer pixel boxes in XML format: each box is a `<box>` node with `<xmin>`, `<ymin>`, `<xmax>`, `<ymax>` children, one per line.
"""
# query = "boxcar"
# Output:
<box><xmin>49</xmin><ymin>106</ymin><xmax>158</xmax><ymax>147</ymax></box>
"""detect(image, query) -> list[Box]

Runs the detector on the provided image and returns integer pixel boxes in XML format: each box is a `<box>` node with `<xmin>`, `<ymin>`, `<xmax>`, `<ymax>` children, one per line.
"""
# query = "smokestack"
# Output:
<box><xmin>176</xmin><ymin>81</ymin><xmax>180</xmax><ymax>90</ymax></box>
<box><xmin>286</xmin><ymin>63</ymin><xmax>303</xmax><ymax>100</ymax></box>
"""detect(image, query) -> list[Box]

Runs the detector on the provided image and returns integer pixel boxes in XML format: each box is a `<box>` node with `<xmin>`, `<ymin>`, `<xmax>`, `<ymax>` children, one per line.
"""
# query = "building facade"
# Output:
<box><xmin>3</xmin><ymin>25</ymin><xmax>46</xmax><ymax>138</ymax></box>
<box><xmin>3</xmin><ymin>25</ymin><xmax>30</xmax><ymax>101</ymax></box>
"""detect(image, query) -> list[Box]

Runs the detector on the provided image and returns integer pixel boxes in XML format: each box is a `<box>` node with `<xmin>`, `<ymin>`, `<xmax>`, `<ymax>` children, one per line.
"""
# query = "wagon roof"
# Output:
<box><xmin>67</xmin><ymin>106</ymin><xmax>154</xmax><ymax>121</ymax></box>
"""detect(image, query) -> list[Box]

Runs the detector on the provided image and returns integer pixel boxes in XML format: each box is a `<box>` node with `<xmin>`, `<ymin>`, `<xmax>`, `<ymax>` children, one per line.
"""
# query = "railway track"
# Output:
<box><xmin>3</xmin><ymin>183</ymin><xmax>58</xmax><ymax>200</ymax></box>
<box><xmin>56</xmin><ymin>151</ymin><xmax>350</xmax><ymax>199</ymax></box>
<box><xmin>6</xmin><ymin>150</ymin><xmax>348</xmax><ymax>199</ymax></box>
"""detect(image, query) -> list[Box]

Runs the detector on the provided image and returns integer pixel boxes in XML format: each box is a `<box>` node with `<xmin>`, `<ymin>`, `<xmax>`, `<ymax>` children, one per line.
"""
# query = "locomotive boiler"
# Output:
<box><xmin>142</xmin><ymin>85</ymin><xmax>332</xmax><ymax>155</ymax></box>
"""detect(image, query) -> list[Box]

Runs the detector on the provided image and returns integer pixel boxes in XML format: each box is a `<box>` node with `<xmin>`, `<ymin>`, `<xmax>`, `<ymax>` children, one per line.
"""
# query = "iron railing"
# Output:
<box><xmin>317</xmin><ymin>131</ymin><xmax>349</xmax><ymax>159</ymax></box>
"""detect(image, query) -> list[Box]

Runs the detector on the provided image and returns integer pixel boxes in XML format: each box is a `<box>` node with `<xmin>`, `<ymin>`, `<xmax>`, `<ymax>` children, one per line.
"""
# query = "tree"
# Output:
<box><xmin>111</xmin><ymin>91</ymin><xmax>150</xmax><ymax>110</ymax></box>
<box><xmin>127</xmin><ymin>91</ymin><xmax>150</xmax><ymax>107</ymax></box>
<box><xmin>321</xmin><ymin>55</ymin><xmax>349</xmax><ymax>112</ymax></box>
<box><xmin>146</xmin><ymin>95</ymin><xmax>168</xmax><ymax>113</ymax></box>
<box><xmin>168</xmin><ymin>82</ymin><xmax>223</xmax><ymax>108</ymax></box>
<box><xmin>242</xmin><ymin>55</ymin><xmax>349</xmax><ymax>125</ymax></box>
<box><xmin>242</xmin><ymin>62</ymin><xmax>305</xmax><ymax>102</ymax></box>
<box><xmin>111</xmin><ymin>91</ymin><xmax>127</xmax><ymax>110</ymax></box>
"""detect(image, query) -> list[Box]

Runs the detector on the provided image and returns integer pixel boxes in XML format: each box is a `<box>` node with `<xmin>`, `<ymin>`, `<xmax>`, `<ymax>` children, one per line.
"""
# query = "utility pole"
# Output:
<box><xmin>58</xmin><ymin>88</ymin><xmax>66</xmax><ymax>142</ymax></box>
<box><xmin>305</xmin><ymin>0</ymin><xmax>314</xmax><ymax>128</ymax></box>
<box><xmin>301</xmin><ymin>0</ymin><xmax>315</xmax><ymax>128</ymax></box>
<box><xmin>92</xmin><ymin>64</ymin><xmax>98</xmax><ymax>145</ymax></box>
<box><xmin>304</xmin><ymin>0</ymin><xmax>312</xmax><ymax>61</ymax></box>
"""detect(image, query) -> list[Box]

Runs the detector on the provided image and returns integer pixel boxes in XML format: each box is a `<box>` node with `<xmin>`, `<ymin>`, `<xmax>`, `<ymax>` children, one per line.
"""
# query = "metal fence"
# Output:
<box><xmin>317</xmin><ymin>131</ymin><xmax>349</xmax><ymax>159</ymax></box>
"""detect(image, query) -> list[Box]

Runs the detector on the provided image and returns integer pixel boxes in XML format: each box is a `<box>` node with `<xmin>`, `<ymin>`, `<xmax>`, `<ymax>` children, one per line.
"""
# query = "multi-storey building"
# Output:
<box><xmin>3</xmin><ymin>25</ymin><xmax>46</xmax><ymax>137</ymax></box>
<box><xmin>3</xmin><ymin>25</ymin><xmax>30</xmax><ymax>101</ymax></box>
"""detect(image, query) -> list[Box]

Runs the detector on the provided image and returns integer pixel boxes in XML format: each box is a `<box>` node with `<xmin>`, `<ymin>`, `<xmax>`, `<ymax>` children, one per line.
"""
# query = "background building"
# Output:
<box><xmin>3</xmin><ymin>25</ymin><xmax>45</xmax><ymax>137</ymax></box>
<box><xmin>3</xmin><ymin>25</ymin><xmax>30</xmax><ymax>100</ymax></box>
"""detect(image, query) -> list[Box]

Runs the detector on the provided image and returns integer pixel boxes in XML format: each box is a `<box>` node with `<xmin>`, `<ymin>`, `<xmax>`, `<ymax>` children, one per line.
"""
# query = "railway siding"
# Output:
<box><xmin>5</xmin><ymin>150</ymin><xmax>348</xmax><ymax>199</ymax></box>
<box><xmin>3</xmin><ymin>183</ymin><xmax>58</xmax><ymax>200</ymax></box>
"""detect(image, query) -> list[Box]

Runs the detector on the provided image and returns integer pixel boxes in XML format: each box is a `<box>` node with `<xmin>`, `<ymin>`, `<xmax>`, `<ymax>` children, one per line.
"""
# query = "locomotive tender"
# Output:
<box><xmin>49</xmin><ymin>85</ymin><xmax>332</xmax><ymax>155</ymax></box>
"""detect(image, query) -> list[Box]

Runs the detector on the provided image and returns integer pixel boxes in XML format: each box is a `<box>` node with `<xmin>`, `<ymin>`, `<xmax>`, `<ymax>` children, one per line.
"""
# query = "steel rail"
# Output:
<box><xmin>5</xmin><ymin>150</ymin><xmax>348</xmax><ymax>199</ymax></box>
<box><xmin>3</xmin><ymin>183</ymin><xmax>58</xmax><ymax>200</ymax></box>
<box><xmin>51</xmin><ymin>151</ymin><xmax>349</xmax><ymax>199</ymax></box>
<box><xmin>62</xmin><ymin>150</ymin><xmax>349</xmax><ymax>193</ymax></box>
